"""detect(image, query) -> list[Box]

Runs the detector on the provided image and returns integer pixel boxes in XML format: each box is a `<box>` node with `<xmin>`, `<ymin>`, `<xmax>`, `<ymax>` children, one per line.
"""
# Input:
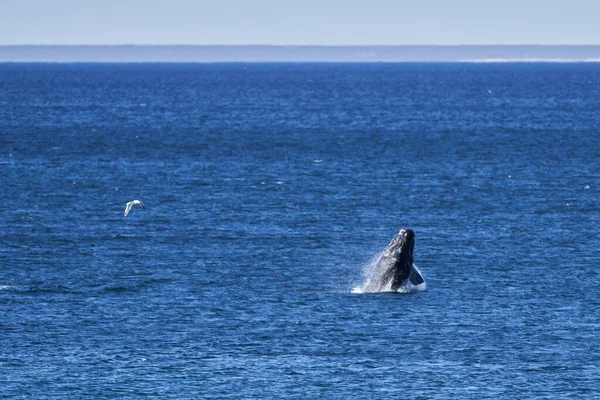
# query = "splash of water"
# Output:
<box><xmin>352</xmin><ymin>252</ymin><xmax>426</xmax><ymax>294</ymax></box>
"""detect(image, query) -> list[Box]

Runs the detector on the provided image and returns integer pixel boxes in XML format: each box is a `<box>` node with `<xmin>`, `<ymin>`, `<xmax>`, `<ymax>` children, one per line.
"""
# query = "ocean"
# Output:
<box><xmin>1</xmin><ymin>63</ymin><xmax>599</xmax><ymax>398</ymax></box>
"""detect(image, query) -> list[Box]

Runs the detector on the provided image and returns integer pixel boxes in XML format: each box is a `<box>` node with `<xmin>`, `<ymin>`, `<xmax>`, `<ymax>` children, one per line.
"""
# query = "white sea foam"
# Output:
<box><xmin>352</xmin><ymin>279</ymin><xmax>425</xmax><ymax>294</ymax></box>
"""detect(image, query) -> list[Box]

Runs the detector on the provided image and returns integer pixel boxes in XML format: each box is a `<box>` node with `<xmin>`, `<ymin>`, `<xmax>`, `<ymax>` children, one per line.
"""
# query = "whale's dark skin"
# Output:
<box><xmin>364</xmin><ymin>228</ymin><xmax>424</xmax><ymax>292</ymax></box>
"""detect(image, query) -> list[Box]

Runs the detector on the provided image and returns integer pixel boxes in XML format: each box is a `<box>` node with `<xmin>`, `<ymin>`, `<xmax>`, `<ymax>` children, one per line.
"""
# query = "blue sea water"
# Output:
<box><xmin>1</xmin><ymin>63</ymin><xmax>600</xmax><ymax>398</ymax></box>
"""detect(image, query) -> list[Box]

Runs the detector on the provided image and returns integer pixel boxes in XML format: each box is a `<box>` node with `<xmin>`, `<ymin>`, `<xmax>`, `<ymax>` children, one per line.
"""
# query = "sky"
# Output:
<box><xmin>1</xmin><ymin>0</ymin><xmax>599</xmax><ymax>45</ymax></box>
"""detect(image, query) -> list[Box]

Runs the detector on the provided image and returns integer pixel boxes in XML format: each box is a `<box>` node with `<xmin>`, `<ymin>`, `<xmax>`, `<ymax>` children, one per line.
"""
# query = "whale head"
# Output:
<box><xmin>385</xmin><ymin>228</ymin><xmax>415</xmax><ymax>267</ymax></box>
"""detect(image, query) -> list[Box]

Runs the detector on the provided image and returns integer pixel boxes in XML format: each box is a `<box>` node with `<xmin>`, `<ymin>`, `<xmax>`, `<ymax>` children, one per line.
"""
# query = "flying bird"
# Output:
<box><xmin>124</xmin><ymin>200</ymin><xmax>145</xmax><ymax>217</ymax></box>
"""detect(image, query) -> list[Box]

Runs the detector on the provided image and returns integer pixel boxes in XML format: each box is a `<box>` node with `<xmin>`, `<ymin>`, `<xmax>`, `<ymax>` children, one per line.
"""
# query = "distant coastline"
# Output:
<box><xmin>2</xmin><ymin>45</ymin><xmax>600</xmax><ymax>62</ymax></box>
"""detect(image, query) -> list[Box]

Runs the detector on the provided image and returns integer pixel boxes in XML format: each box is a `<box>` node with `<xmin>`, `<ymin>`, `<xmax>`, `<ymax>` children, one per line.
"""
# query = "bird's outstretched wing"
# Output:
<box><xmin>124</xmin><ymin>202</ymin><xmax>133</xmax><ymax>217</ymax></box>
<box><xmin>124</xmin><ymin>200</ymin><xmax>145</xmax><ymax>217</ymax></box>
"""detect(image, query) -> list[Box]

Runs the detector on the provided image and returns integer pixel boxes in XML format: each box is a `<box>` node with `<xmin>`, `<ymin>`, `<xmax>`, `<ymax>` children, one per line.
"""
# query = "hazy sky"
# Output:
<box><xmin>1</xmin><ymin>0</ymin><xmax>599</xmax><ymax>45</ymax></box>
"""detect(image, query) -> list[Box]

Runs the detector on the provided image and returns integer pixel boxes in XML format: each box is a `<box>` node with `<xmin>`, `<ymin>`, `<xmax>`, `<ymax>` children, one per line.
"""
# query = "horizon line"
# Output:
<box><xmin>3</xmin><ymin>44</ymin><xmax>600</xmax><ymax>63</ymax></box>
<box><xmin>3</xmin><ymin>44</ymin><xmax>600</xmax><ymax>47</ymax></box>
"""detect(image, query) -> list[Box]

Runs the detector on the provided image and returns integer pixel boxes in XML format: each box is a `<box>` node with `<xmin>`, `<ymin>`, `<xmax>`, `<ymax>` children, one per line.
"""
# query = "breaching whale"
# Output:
<box><xmin>362</xmin><ymin>228</ymin><xmax>425</xmax><ymax>292</ymax></box>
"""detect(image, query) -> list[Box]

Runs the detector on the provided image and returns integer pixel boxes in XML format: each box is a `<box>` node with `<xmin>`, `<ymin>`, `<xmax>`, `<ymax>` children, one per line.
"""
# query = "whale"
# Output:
<box><xmin>362</xmin><ymin>228</ymin><xmax>425</xmax><ymax>292</ymax></box>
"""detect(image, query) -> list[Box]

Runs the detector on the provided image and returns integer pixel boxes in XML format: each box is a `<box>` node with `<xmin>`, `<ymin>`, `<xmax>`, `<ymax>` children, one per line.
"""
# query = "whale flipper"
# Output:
<box><xmin>409</xmin><ymin>265</ymin><xmax>424</xmax><ymax>286</ymax></box>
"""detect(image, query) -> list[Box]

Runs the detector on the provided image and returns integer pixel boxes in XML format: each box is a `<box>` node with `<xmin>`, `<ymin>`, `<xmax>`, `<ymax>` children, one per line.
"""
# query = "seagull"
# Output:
<box><xmin>124</xmin><ymin>200</ymin><xmax>145</xmax><ymax>217</ymax></box>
